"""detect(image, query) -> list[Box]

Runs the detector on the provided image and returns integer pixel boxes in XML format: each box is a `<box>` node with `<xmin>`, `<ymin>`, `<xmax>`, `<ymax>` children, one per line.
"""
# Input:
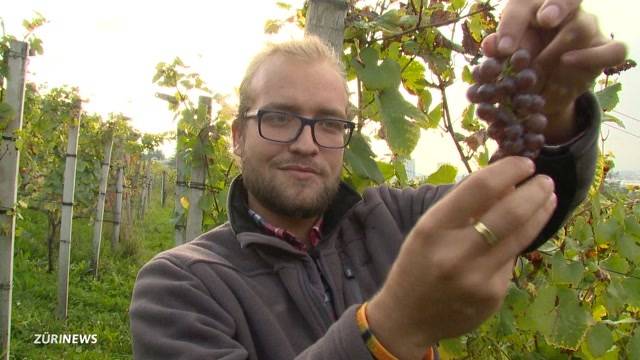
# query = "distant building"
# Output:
<box><xmin>404</xmin><ymin>158</ymin><xmax>417</xmax><ymax>180</ymax></box>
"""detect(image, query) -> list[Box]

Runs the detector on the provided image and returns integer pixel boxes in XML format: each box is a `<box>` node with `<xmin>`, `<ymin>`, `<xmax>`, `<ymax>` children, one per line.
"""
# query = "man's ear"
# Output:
<box><xmin>231</xmin><ymin>121</ymin><xmax>243</xmax><ymax>157</ymax></box>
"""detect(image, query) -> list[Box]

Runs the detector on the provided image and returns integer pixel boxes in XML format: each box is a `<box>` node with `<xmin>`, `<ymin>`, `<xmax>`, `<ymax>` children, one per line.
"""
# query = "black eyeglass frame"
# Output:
<box><xmin>244</xmin><ymin>109</ymin><xmax>355</xmax><ymax>149</ymax></box>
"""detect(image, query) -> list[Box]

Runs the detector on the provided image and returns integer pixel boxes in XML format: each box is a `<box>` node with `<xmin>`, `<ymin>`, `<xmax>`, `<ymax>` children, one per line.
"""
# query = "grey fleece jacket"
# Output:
<box><xmin>129</xmin><ymin>93</ymin><xmax>601</xmax><ymax>359</ymax></box>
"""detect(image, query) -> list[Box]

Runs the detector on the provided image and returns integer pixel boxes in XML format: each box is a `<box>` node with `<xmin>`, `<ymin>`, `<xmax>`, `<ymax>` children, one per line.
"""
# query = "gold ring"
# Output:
<box><xmin>473</xmin><ymin>221</ymin><xmax>499</xmax><ymax>246</ymax></box>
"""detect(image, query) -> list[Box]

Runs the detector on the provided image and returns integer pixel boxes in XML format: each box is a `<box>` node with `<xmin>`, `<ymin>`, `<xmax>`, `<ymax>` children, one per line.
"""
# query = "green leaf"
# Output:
<box><xmin>276</xmin><ymin>1</ymin><xmax>291</xmax><ymax>10</ymax></box>
<box><xmin>595</xmin><ymin>218</ymin><xmax>621</xmax><ymax>245</ymax></box>
<box><xmin>572</xmin><ymin>216</ymin><xmax>595</xmax><ymax>246</ymax></box>
<box><xmin>264</xmin><ymin>19</ymin><xmax>282</xmax><ymax>34</ymax></box>
<box><xmin>28</xmin><ymin>37</ymin><xmax>44</xmax><ymax>56</ymax></box>
<box><xmin>601</xmin><ymin>254</ymin><xmax>630</xmax><ymax>274</ymax></box>
<box><xmin>531</xmin><ymin>285</ymin><xmax>591</xmax><ymax>350</ymax></box>
<box><xmin>426</xmin><ymin>164</ymin><xmax>457</xmax><ymax>185</ymax></box>
<box><xmin>476</xmin><ymin>148</ymin><xmax>489</xmax><ymax>168</ymax></box>
<box><xmin>392</xmin><ymin>157</ymin><xmax>408</xmax><ymax>186</ymax></box>
<box><xmin>377</xmin><ymin>89</ymin><xmax>422</xmax><ymax>156</ymax></box>
<box><xmin>531</xmin><ymin>285</ymin><xmax>557</xmax><ymax>335</ymax></box>
<box><xmin>375</xmin><ymin>9</ymin><xmax>403</xmax><ymax>32</ymax></box>
<box><xmin>602</xmin><ymin>113</ymin><xmax>625</xmax><ymax>128</ymax></box>
<box><xmin>425</xmin><ymin>103</ymin><xmax>442</xmax><ymax>128</ymax></box>
<box><xmin>550</xmin><ymin>252</ymin><xmax>584</xmax><ymax>286</ymax></box>
<box><xmin>450</xmin><ymin>0</ymin><xmax>466</xmax><ymax>11</ymax></box>
<box><xmin>345</xmin><ymin>133</ymin><xmax>384</xmax><ymax>184</ymax></box>
<box><xmin>603</xmin><ymin>279</ymin><xmax>626</xmax><ymax>315</ymax></box>
<box><xmin>438</xmin><ymin>337</ymin><xmax>466</xmax><ymax>358</ymax></box>
<box><xmin>586</xmin><ymin>323</ymin><xmax>613</xmax><ymax>357</ymax></box>
<box><xmin>617</xmin><ymin>234</ymin><xmax>640</xmax><ymax>264</ymax></box>
<box><xmin>461</xmin><ymin>65</ymin><xmax>474</xmax><ymax>84</ymax></box>
<box><xmin>622</xmin><ymin>277</ymin><xmax>640</xmax><ymax>307</ymax></box>
<box><xmin>461</xmin><ymin>104</ymin><xmax>480</xmax><ymax>132</ymax></box>
<box><xmin>198</xmin><ymin>193</ymin><xmax>215</xmax><ymax>211</ymax></box>
<box><xmin>629</xmin><ymin>329</ymin><xmax>640</xmax><ymax>360</ymax></box>
<box><xmin>595</xmin><ymin>83</ymin><xmax>622</xmax><ymax>111</ymax></box>
<box><xmin>625</xmin><ymin>215</ymin><xmax>640</xmax><ymax>237</ymax></box>
<box><xmin>377</xmin><ymin>161</ymin><xmax>395</xmax><ymax>181</ymax></box>
<box><xmin>352</xmin><ymin>48</ymin><xmax>402</xmax><ymax>90</ymax></box>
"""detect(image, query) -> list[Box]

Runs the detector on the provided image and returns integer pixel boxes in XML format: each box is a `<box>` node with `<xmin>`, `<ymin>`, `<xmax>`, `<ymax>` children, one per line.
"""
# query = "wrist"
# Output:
<box><xmin>366</xmin><ymin>297</ymin><xmax>433</xmax><ymax>359</ymax></box>
<box><xmin>543</xmin><ymin>101</ymin><xmax>578</xmax><ymax>144</ymax></box>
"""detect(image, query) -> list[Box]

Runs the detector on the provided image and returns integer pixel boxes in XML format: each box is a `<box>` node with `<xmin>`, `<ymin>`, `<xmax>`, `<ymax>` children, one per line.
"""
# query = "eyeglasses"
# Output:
<box><xmin>245</xmin><ymin>109</ymin><xmax>355</xmax><ymax>149</ymax></box>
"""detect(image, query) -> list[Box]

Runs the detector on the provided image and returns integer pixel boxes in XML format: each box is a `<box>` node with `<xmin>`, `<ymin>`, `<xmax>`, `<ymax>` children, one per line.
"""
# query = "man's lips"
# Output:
<box><xmin>279</xmin><ymin>164</ymin><xmax>320</xmax><ymax>175</ymax></box>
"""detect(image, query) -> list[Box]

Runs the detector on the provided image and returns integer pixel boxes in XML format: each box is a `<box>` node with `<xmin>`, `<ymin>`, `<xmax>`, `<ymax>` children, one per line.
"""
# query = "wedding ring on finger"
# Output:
<box><xmin>473</xmin><ymin>221</ymin><xmax>499</xmax><ymax>246</ymax></box>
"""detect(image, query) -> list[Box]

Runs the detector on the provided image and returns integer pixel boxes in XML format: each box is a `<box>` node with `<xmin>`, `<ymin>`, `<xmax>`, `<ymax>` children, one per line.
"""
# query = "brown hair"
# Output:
<box><xmin>234</xmin><ymin>35</ymin><xmax>348</xmax><ymax>130</ymax></box>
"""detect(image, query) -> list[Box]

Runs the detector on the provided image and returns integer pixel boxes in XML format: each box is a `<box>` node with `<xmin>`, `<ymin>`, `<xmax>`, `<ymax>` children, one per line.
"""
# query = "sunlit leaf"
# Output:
<box><xmin>426</xmin><ymin>164</ymin><xmax>457</xmax><ymax>185</ymax></box>
<box><xmin>180</xmin><ymin>196</ymin><xmax>190</xmax><ymax>210</ymax></box>
<box><xmin>377</xmin><ymin>89</ymin><xmax>422</xmax><ymax>156</ymax></box>
<box><xmin>595</xmin><ymin>83</ymin><xmax>622</xmax><ymax>111</ymax></box>
<box><xmin>345</xmin><ymin>132</ymin><xmax>384</xmax><ymax>184</ymax></box>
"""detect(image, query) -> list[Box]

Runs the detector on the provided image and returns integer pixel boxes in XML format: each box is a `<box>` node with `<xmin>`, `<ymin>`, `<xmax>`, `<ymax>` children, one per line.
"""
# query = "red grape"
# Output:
<box><xmin>466</xmin><ymin>49</ymin><xmax>547</xmax><ymax>160</ymax></box>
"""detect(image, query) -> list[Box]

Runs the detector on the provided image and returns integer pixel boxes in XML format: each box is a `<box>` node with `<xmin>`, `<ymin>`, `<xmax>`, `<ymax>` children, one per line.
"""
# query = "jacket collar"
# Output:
<box><xmin>226</xmin><ymin>175</ymin><xmax>362</xmax><ymax>253</ymax></box>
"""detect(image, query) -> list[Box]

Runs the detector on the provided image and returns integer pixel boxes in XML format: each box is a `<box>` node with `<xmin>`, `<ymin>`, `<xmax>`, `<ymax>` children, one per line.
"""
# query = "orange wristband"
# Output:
<box><xmin>356</xmin><ymin>302</ymin><xmax>434</xmax><ymax>360</ymax></box>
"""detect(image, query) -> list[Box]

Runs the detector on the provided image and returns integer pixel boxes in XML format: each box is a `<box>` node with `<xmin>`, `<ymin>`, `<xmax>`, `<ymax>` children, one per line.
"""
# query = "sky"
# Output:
<box><xmin>3</xmin><ymin>0</ymin><xmax>639</xmax><ymax>173</ymax></box>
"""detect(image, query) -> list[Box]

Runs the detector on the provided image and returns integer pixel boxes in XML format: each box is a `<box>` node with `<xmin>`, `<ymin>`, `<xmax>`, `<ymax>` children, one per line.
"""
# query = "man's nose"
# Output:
<box><xmin>289</xmin><ymin>125</ymin><xmax>319</xmax><ymax>154</ymax></box>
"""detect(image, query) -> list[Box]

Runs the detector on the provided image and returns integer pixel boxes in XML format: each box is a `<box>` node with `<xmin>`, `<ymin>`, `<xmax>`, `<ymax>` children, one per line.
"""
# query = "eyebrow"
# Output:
<box><xmin>261</xmin><ymin>102</ymin><xmax>347</xmax><ymax>119</ymax></box>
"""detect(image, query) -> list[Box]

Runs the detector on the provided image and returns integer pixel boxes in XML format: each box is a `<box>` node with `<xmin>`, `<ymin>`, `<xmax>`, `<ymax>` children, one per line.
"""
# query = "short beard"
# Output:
<box><xmin>241</xmin><ymin>159</ymin><xmax>340</xmax><ymax>219</ymax></box>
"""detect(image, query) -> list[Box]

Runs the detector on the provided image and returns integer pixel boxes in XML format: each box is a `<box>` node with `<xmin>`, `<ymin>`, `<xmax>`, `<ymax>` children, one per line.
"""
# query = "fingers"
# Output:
<box><xmin>495</xmin><ymin>0</ymin><xmax>582</xmax><ymax>55</ymax></box>
<box><xmin>535</xmin><ymin>0</ymin><xmax>583</xmax><ymax>28</ymax></box>
<box><xmin>482</xmin><ymin>31</ymin><xmax>544</xmax><ymax>60</ymax></box>
<box><xmin>494</xmin><ymin>0</ymin><xmax>540</xmax><ymax>55</ymax></box>
<box><xmin>423</xmin><ymin>157</ymin><xmax>535</xmax><ymax>228</ymax></box>
<box><xmin>473</xmin><ymin>174</ymin><xmax>557</xmax><ymax>266</ymax></box>
<box><xmin>562</xmin><ymin>41</ymin><xmax>628</xmax><ymax>70</ymax></box>
<box><xmin>535</xmin><ymin>11</ymin><xmax>599</xmax><ymax>68</ymax></box>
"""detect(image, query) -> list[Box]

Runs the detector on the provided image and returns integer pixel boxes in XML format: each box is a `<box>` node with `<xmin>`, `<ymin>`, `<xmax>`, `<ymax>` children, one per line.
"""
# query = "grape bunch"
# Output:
<box><xmin>466</xmin><ymin>49</ymin><xmax>547</xmax><ymax>161</ymax></box>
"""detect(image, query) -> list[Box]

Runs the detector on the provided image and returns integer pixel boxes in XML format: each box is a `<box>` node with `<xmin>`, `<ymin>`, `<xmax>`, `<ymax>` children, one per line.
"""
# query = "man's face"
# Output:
<box><xmin>233</xmin><ymin>55</ymin><xmax>348</xmax><ymax>219</ymax></box>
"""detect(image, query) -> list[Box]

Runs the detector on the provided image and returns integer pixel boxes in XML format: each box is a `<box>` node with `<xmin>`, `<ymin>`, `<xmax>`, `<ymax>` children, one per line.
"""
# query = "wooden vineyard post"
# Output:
<box><xmin>91</xmin><ymin>132</ymin><xmax>114</xmax><ymax>278</ymax></box>
<box><xmin>161</xmin><ymin>170</ymin><xmax>166</xmax><ymax>208</ymax></box>
<box><xmin>111</xmin><ymin>166</ymin><xmax>124</xmax><ymax>249</ymax></box>
<box><xmin>0</xmin><ymin>40</ymin><xmax>28</xmax><ymax>360</ymax></box>
<box><xmin>185</xmin><ymin>96</ymin><xmax>211</xmax><ymax>242</ymax></box>
<box><xmin>55</xmin><ymin>103</ymin><xmax>82</xmax><ymax>320</ymax></box>
<box><xmin>174</xmin><ymin>126</ymin><xmax>187</xmax><ymax>245</ymax></box>
<box><xmin>305</xmin><ymin>0</ymin><xmax>348</xmax><ymax>57</ymax></box>
<box><xmin>142</xmin><ymin>160</ymin><xmax>151</xmax><ymax>214</ymax></box>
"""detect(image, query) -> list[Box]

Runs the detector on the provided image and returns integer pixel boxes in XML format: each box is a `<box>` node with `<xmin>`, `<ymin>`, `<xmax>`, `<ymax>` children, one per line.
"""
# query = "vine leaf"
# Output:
<box><xmin>377</xmin><ymin>89</ymin><xmax>422</xmax><ymax>156</ymax></box>
<box><xmin>595</xmin><ymin>83</ymin><xmax>622</xmax><ymax>111</ymax></box>
<box><xmin>352</xmin><ymin>47</ymin><xmax>401</xmax><ymax>90</ymax></box>
<box><xmin>345</xmin><ymin>132</ymin><xmax>384</xmax><ymax>184</ymax></box>
<box><xmin>603</xmin><ymin>113</ymin><xmax>625</xmax><ymax>128</ymax></box>
<box><xmin>425</xmin><ymin>164</ymin><xmax>457</xmax><ymax>185</ymax></box>
<box><xmin>629</xmin><ymin>328</ymin><xmax>640</xmax><ymax>359</ymax></box>
<box><xmin>586</xmin><ymin>323</ymin><xmax>614</xmax><ymax>357</ymax></box>
<box><xmin>531</xmin><ymin>285</ymin><xmax>591</xmax><ymax>350</ymax></box>
<box><xmin>550</xmin><ymin>252</ymin><xmax>584</xmax><ymax>286</ymax></box>
<box><xmin>616</xmin><ymin>234</ymin><xmax>640</xmax><ymax>264</ymax></box>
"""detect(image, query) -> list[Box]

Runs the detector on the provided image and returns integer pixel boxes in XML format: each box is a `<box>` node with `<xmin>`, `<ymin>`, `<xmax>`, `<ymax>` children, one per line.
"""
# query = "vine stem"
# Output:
<box><xmin>356</xmin><ymin>78</ymin><xmax>365</xmax><ymax>133</ymax></box>
<box><xmin>438</xmin><ymin>78</ymin><xmax>473</xmax><ymax>174</ymax></box>
<box><xmin>372</xmin><ymin>6</ymin><xmax>495</xmax><ymax>44</ymax></box>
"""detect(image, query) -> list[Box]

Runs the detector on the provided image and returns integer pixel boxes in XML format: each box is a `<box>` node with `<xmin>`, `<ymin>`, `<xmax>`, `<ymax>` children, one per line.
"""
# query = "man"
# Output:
<box><xmin>130</xmin><ymin>0</ymin><xmax>626</xmax><ymax>358</ymax></box>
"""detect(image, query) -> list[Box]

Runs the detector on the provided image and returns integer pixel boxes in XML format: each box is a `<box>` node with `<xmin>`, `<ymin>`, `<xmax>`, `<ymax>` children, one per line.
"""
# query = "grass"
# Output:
<box><xmin>8</xmin><ymin>195</ymin><xmax>174</xmax><ymax>359</ymax></box>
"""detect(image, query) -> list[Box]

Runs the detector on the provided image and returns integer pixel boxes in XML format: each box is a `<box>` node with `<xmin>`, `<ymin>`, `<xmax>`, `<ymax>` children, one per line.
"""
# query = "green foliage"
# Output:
<box><xmin>11</xmin><ymin>192</ymin><xmax>174</xmax><ymax>358</ymax></box>
<box><xmin>153</xmin><ymin>57</ymin><xmax>238</xmax><ymax>231</ymax></box>
<box><xmin>595</xmin><ymin>83</ymin><xmax>623</xmax><ymax>112</ymax></box>
<box><xmin>438</xmin><ymin>178</ymin><xmax>640</xmax><ymax>358</ymax></box>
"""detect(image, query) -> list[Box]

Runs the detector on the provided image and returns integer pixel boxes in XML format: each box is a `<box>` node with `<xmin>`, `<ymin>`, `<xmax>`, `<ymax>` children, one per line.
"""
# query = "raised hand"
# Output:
<box><xmin>481</xmin><ymin>0</ymin><xmax>627</xmax><ymax>143</ymax></box>
<box><xmin>367</xmin><ymin>157</ymin><xmax>557</xmax><ymax>358</ymax></box>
